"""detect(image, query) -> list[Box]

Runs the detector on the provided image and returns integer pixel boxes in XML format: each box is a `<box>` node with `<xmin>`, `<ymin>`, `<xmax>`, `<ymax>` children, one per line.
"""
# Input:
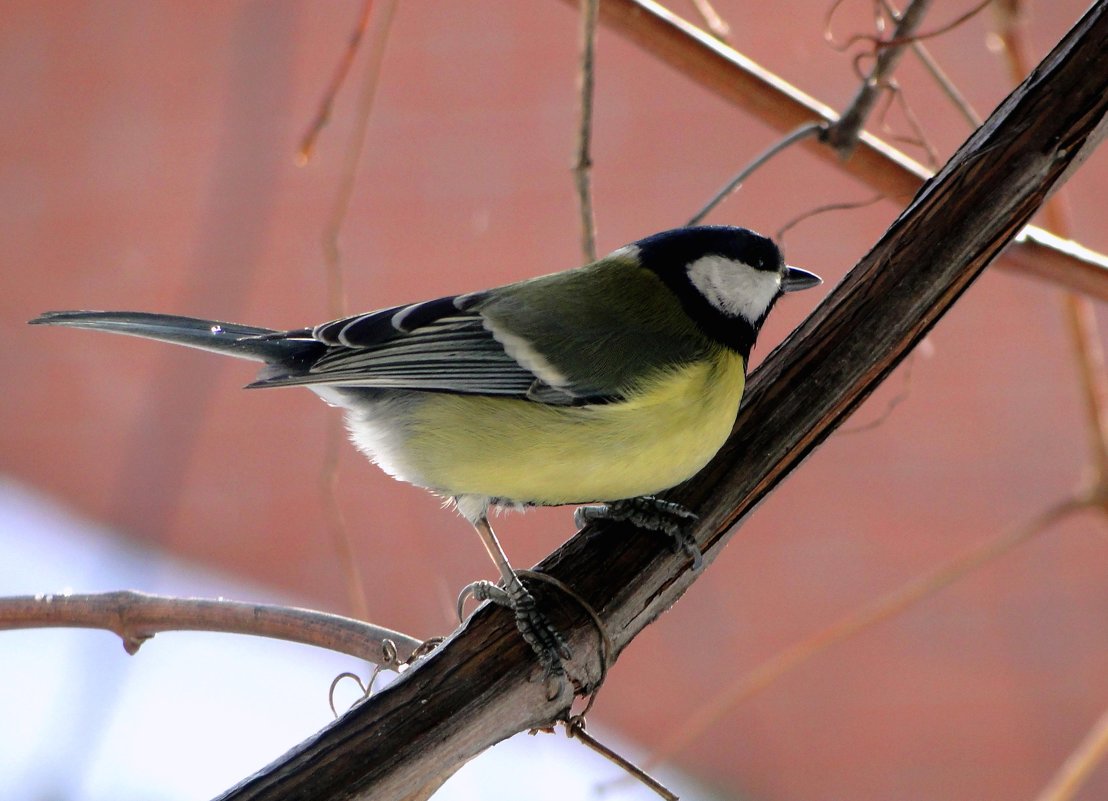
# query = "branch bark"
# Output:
<box><xmin>216</xmin><ymin>4</ymin><xmax>1108</xmax><ymax>799</ymax></box>
<box><xmin>0</xmin><ymin>591</ymin><xmax>420</xmax><ymax>663</ymax></box>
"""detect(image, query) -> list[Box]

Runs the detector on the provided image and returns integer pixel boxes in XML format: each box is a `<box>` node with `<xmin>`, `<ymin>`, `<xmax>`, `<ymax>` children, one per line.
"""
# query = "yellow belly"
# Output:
<box><xmin>404</xmin><ymin>349</ymin><xmax>746</xmax><ymax>504</ymax></box>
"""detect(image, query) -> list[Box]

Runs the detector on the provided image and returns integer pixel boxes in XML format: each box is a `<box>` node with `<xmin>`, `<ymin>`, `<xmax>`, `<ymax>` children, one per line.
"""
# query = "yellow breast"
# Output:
<box><xmin>403</xmin><ymin>348</ymin><xmax>746</xmax><ymax>505</ymax></box>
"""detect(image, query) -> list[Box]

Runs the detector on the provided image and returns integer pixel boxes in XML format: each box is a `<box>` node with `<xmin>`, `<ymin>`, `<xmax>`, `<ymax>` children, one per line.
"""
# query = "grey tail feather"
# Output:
<box><xmin>29</xmin><ymin>310</ymin><xmax>307</xmax><ymax>363</ymax></box>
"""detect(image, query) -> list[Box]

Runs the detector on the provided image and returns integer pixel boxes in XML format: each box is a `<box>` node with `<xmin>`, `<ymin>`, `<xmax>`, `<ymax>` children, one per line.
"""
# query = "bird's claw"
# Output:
<box><xmin>457</xmin><ymin>578</ymin><xmax>571</xmax><ymax>679</ymax></box>
<box><xmin>575</xmin><ymin>496</ymin><xmax>704</xmax><ymax>571</ymax></box>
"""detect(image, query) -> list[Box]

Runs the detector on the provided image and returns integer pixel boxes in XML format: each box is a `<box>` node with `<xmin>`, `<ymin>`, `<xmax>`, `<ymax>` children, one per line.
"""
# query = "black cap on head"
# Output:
<box><xmin>630</xmin><ymin>226</ymin><xmax>789</xmax><ymax>358</ymax></box>
<box><xmin>633</xmin><ymin>225</ymin><xmax>784</xmax><ymax>277</ymax></box>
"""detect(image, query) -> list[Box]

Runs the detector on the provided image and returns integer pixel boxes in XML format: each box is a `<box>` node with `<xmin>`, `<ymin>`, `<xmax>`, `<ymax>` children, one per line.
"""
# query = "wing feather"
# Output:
<box><xmin>249</xmin><ymin>258</ymin><xmax>707</xmax><ymax>405</ymax></box>
<box><xmin>247</xmin><ymin>295</ymin><xmax>592</xmax><ymax>403</ymax></box>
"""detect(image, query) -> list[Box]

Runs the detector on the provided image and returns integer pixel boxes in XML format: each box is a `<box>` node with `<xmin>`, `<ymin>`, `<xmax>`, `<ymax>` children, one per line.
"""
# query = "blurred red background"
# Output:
<box><xmin>3</xmin><ymin>1</ymin><xmax>1107</xmax><ymax>799</ymax></box>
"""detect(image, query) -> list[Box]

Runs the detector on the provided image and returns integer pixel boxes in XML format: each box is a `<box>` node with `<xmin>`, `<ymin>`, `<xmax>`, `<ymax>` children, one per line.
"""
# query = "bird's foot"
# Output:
<box><xmin>458</xmin><ymin>576</ymin><xmax>571</xmax><ymax>682</ymax></box>
<box><xmin>575</xmin><ymin>496</ymin><xmax>704</xmax><ymax>571</ymax></box>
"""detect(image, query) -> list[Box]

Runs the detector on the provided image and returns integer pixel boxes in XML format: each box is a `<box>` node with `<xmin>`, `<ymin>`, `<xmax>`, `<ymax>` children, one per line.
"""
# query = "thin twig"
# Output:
<box><xmin>822</xmin><ymin>0</ymin><xmax>874</xmax><ymax>51</ymax></box>
<box><xmin>647</xmin><ymin>497</ymin><xmax>1084</xmax><ymax>766</ymax></box>
<box><xmin>330</xmin><ymin>671</ymin><xmax>372</xmax><ymax>718</ymax></box>
<box><xmin>881</xmin><ymin>0</ymin><xmax>983</xmax><ymax>128</ymax></box>
<box><xmin>329</xmin><ymin>638</ymin><xmax>402</xmax><ymax>717</ymax></box>
<box><xmin>875</xmin><ymin>79</ymin><xmax>940</xmax><ymax>168</ymax></box>
<box><xmin>775</xmin><ymin>193</ymin><xmax>885</xmax><ymax>240</ymax></box>
<box><xmin>0</xmin><ymin>591</ymin><xmax>421</xmax><ymax>663</ymax></box>
<box><xmin>838</xmin><ymin>348</ymin><xmax>922</xmax><ymax>434</ymax></box>
<box><xmin>830</xmin><ymin>0</ymin><xmax>992</xmax><ymax>52</ymax></box>
<box><xmin>1033</xmin><ymin>704</ymin><xmax>1108</xmax><ymax>801</ymax></box>
<box><xmin>320</xmin><ymin>428</ymin><xmax>369</xmax><ymax>620</ymax></box>
<box><xmin>316</xmin><ymin>0</ymin><xmax>399</xmax><ymax>621</ymax></box>
<box><xmin>689</xmin><ymin>0</ymin><xmax>730</xmax><ymax>40</ymax></box>
<box><xmin>1067</xmin><ymin>297</ymin><xmax>1108</xmax><ymax>493</ymax></box>
<box><xmin>1007</xmin><ymin>229</ymin><xmax>1108</xmax><ymax>303</ymax></box>
<box><xmin>296</xmin><ymin>0</ymin><xmax>375</xmax><ymax>166</ymax></box>
<box><xmin>879</xmin><ymin>0</ymin><xmax>993</xmax><ymax>48</ymax></box>
<box><xmin>823</xmin><ymin>0</ymin><xmax>933</xmax><ymax>157</ymax></box>
<box><xmin>909</xmin><ymin>43</ymin><xmax>981</xmax><ymax>126</ymax></box>
<box><xmin>321</xmin><ymin>0</ymin><xmax>397</xmax><ymax>317</ymax></box>
<box><xmin>574</xmin><ymin>0</ymin><xmax>600</xmax><ymax>262</ymax></box>
<box><xmin>564</xmin><ymin>717</ymin><xmax>678</xmax><ymax>800</ymax></box>
<box><xmin>687</xmin><ymin>123</ymin><xmax>823</xmax><ymax>226</ymax></box>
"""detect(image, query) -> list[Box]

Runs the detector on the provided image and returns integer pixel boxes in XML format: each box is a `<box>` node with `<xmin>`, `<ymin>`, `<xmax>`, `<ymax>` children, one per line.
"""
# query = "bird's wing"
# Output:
<box><xmin>250</xmin><ymin>259</ymin><xmax>712</xmax><ymax>405</ymax></box>
<box><xmin>247</xmin><ymin>294</ymin><xmax>596</xmax><ymax>405</ymax></box>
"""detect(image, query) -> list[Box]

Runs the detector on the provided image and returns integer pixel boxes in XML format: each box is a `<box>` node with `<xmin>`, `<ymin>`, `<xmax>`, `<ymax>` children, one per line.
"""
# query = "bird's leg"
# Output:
<box><xmin>575</xmin><ymin>496</ymin><xmax>703</xmax><ymax>570</ymax></box>
<box><xmin>464</xmin><ymin>514</ymin><xmax>571</xmax><ymax>675</ymax></box>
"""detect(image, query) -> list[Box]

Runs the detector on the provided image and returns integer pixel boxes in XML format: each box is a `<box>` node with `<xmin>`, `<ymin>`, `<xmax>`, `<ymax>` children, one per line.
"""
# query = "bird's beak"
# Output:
<box><xmin>782</xmin><ymin>265</ymin><xmax>822</xmax><ymax>293</ymax></box>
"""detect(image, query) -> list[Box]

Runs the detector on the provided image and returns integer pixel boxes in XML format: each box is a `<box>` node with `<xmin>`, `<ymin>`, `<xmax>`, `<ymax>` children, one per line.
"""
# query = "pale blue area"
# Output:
<box><xmin>0</xmin><ymin>479</ymin><xmax>711</xmax><ymax>801</ymax></box>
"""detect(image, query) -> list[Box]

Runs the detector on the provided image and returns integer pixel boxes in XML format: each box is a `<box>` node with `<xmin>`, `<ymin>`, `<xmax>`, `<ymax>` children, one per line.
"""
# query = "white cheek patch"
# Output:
<box><xmin>686</xmin><ymin>255</ymin><xmax>781</xmax><ymax>323</ymax></box>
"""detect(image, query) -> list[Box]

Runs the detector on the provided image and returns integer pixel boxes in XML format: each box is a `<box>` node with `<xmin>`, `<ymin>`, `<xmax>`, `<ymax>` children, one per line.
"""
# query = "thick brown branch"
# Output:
<box><xmin>561</xmin><ymin>0</ymin><xmax>1108</xmax><ymax>301</ymax></box>
<box><xmin>1007</xmin><ymin>228</ymin><xmax>1108</xmax><ymax>301</ymax></box>
<box><xmin>214</xmin><ymin>4</ymin><xmax>1108</xmax><ymax>800</ymax></box>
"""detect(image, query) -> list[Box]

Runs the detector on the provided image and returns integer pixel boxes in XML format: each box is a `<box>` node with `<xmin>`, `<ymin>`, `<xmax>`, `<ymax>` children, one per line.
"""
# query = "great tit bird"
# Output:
<box><xmin>31</xmin><ymin>225</ymin><xmax>820</xmax><ymax>673</ymax></box>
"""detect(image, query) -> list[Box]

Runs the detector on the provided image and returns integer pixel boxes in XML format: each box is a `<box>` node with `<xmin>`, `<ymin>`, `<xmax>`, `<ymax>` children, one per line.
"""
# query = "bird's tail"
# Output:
<box><xmin>29</xmin><ymin>311</ymin><xmax>308</xmax><ymax>363</ymax></box>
